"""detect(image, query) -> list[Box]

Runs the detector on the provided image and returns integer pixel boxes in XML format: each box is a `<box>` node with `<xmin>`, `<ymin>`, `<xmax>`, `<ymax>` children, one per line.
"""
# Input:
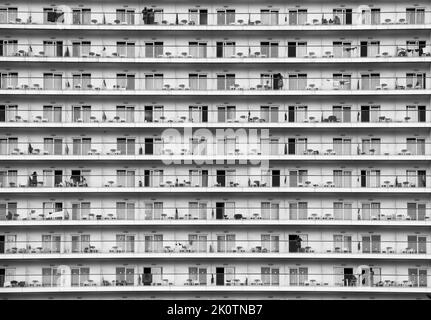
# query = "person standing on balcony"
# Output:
<box><xmin>142</xmin><ymin>7</ymin><xmax>148</xmax><ymax>24</ymax></box>
<box><xmin>273</xmin><ymin>73</ymin><xmax>283</xmax><ymax>90</ymax></box>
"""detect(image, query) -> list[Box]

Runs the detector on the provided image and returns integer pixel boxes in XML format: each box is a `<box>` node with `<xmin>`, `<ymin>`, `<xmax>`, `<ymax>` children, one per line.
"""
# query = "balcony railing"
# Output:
<box><xmin>1</xmin><ymin>108</ymin><xmax>428</xmax><ymax>124</ymax></box>
<box><xmin>1</xmin><ymin>205</ymin><xmax>430</xmax><ymax>222</ymax></box>
<box><xmin>0</xmin><ymin>173</ymin><xmax>428</xmax><ymax>190</ymax></box>
<box><xmin>0</xmin><ymin>10</ymin><xmax>430</xmax><ymax>27</ymax></box>
<box><xmin>1</xmin><ymin>142</ymin><xmax>431</xmax><ymax>157</ymax></box>
<box><xmin>0</xmin><ymin>76</ymin><xmax>428</xmax><ymax>92</ymax></box>
<box><xmin>1</xmin><ymin>239</ymin><xmax>429</xmax><ymax>255</ymax></box>
<box><xmin>2</xmin><ymin>44</ymin><xmax>431</xmax><ymax>59</ymax></box>
<box><xmin>1</xmin><ymin>272</ymin><xmax>428</xmax><ymax>289</ymax></box>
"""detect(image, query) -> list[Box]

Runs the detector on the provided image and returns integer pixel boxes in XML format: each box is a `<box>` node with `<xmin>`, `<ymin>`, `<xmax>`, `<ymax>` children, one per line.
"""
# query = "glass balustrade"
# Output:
<box><xmin>0</xmin><ymin>173</ymin><xmax>428</xmax><ymax>189</ymax></box>
<box><xmin>1</xmin><ymin>271</ymin><xmax>428</xmax><ymax>289</ymax></box>
<box><xmin>1</xmin><ymin>10</ymin><xmax>430</xmax><ymax>27</ymax></box>
<box><xmin>0</xmin><ymin>76</ymin><xmax>428</xmax><ymax>92</ymax></box>
<box><xmin>0</xmin><ymin>239</ymin><xmax>429</xmax><ymax>255</ymax></box>
<box><xmin>2</xmin><ymin>44</ymin><xmax>431</xmax><ymax>59</ymax></box>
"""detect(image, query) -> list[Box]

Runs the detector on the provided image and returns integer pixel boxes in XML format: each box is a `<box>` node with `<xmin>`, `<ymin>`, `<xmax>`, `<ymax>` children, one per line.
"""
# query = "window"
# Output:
<box><xmin>143</xmin><ymin>169</ymin><xmax>164</xmax><ymax>187</ymax></box>
<box><xmin>0</xmin><ymin>7</ymin><xmax>17</xmax><ymax>23</ymax></box>
<box><xmin>189</xmin><ymin>42</ymin><xmax>207</xmax><ymax>58</ymax></box>
<box><xmin>189</xmin><ymin>170</ymin><xmax>208</xmax><ymax>187</ymax></box>
<box><xmin>260</xmin><ymin>9</ymin><xmax>279</xmax><ymax>25</ymax></box>
<box><xmin>288</xmin><ymin>73</ymin><xmax>307</xmax><ymax>90</ymax></box>
<box><xmin>333</xmin><ymin>202</ymin><xmax>352</xmax><ymax>220</ymax></box>
<box><xmin>408</xmin><ymin>268</ymin><xmax>427</xmax><ymax>287</ymax></box>
<box><xmin>288</xmin><ymin>170</ymin><xmax>307</xmax><ymax>187</ymax></box>
<box><xmin>188</xmin><ymin>9</ymin><xmax>208</xmax><ymax>25</ymax></box>
<box><xmin>0</xmin><ymin>40</ymin><xmax>18</xmax><ymax>56</ymax></box>
<box><xmin>333</xmin><ymin>73</ymin><xmax>351</xmax><ymax>90</ymax></box>
<box><xmin>406</xmin><ymin>105</ymin><xmax>426</xmax><ymax>122</ymax></box>
<box><xmin>217</xmin><ymin>105</ymin><xmax>236</xmax><ymax>122</ymax></box>
<box><xmin>144</xmin><ymin>42</ymin><xmax>163</xmax><ymax>58</ymax></box>
<box><xmin>361</xmin><ymin>73</ymin><xmax>380</xmax><ymax>90</ymax></box>
<box><xmin>0</xmin><ymin>137</ymin><xmax>18</xmax><ymax>155</ymax></box>
<box><xmin>287</xmin><ymin>105</ymin><xmax>307</xmax><ymax>122</ymax></box>
<box><xmin>72</xmin><ymin>41</ymin><xmax>91</xmax><ymax>57</ymax></box>
<box><xmin>116</xmin><ymin>9</ymin><xmax>135</xmax><ymax>25</ymax></box>
<box><xmin>361</xmin><ymin>235</ymin><xmax>381</xmax><ymax>253</ymax></box>
<box><xmin>116</xmin><ymin>170</ymin><xmax>135</xmax><ymax>187</ymax></box>
<box><xmin>44</xmin><ymin>137</ymin><xmax>63</xmax><ymax>155</ymax></box>
<box><xmin>288</xmin><ymin>9</ymin><xmax>307</xmax><ymax>25</ymax></box>
<box><xmin>261</xmin><ymin>202</ymin><xmax>279</xmax><ymax>220</ymax></box>
<box><xmin>360</xmin><ymin>8</ymin><xmax>381</xmax><ymax>25</ymax></box>
<box><xmin>115</xmin><ymin>267</ymin><xmax>134</xmax><ymax>285</ymax></box>
<box><xmin>333</xmin><ymin>170</ymin><xmax>352</xmax><ymax>187</ymax></box>
<box><xmin>72</xmin><ymin>138</ymin><xmax>91</xmax><ymax>155</ymax></box>
<box><xmin>116</xmin><ymin>234</ymin><xmax>135</xmax><ymax>252</ymax></box>
<box><xmin>332</xmin><ymin>105</ymin><xmax>351</xmax><ymax>122</ymax></box>
<box><xmin>333</xmin><ymin>8</ymin><xmax>352</xmax><ymax>25</ymax></box>
<box><xmin>144</xmin><ymin>202</ymin><xmax>163</xmax><ymax>220</ymax></box>
<box><xmin>189</xmin><ymin>73</ymin><xmax>207</xmax><ymax>90</ymax></box>
<box><xmin>289</xmin><ymin>267</ymin><xmax>308</xmax><ymax>285</ymax></box>
<box><xmin>407</xmin><ymin>202</ymin><xmax>426</xmax><ymax>221</ymax></box>
<box><xmin>116</xmin><ymin>105</ymin><xmax>135</xmax><ymax>122</ymax></box>
<box><xmin>217</xmin><ymin>234</ymin><xmax>235</xmax><ymax>252</ymax></box>
<box><xmin>217</xmin><ymin>74</ymin><xmax>235</xmax><ymax>90</ymax></box>
<box><xmin>361</xmin><ymin>202</ymin><xmax>381</xmax><ymax>220</ymax></box>
<box><xmin>360</xmin><ymin>170</ymin><xmax>381</xmax><ymax>187</ymax></box>
<box><xmin>117</xmin><ymin>42</ymin><xmax>135</xmax><ymax>58</ymax></box>
<box><xmin>116</xmin><ymin>202</ymin><xmax>135</xmax><ymax>220</ymax></box>
<box><xmin>261</xmin><ymin>267</ymin><xmax>280</xmax><ymax>285</ymax></box>
<box><xmin>333</xmin><ymin>234</ymin><xmax>352</xmax><ymax>252</ymax></box>
<box><xmin>406</xmin><ymin>170</ymin><xmax>426</xmax><ymax>187</ymax></box>
<box><xmin>406</xmin><ymin>138</ymin><xmax>425</xmax><ymax>155</ymax></box>
<box><xmin>289</xmin><ymin>202</ymin><xmax>308</xmax><ymax>220</ymax></box>
<box><xmin>72</xmin><ymin>73</ymin><xmax>91</xmax><ymax>89</ymax></box>
<box><xmin>406</xmin><ymin>73</ymin><xmax>426</xmax><ymax>89</ymax></box>
<box><xmin>43</xmin><ymin>105</ymin><xmax>62</xmax><ymax>122</ymax></box>
<box><xmin>261</xmin><ymin>234</ymin><xmax>279</xmax><ymax>252</ymax></box>
<box><xmin>216</xmin><ymin>9</ymin><xmax>235</xmax><ymax>25</ymax></box>
<box><xmin>72</xmin><ymin>105</ymin><xmax>91</xmax><ymax>122</ymax></box>
<box><xmin>188</xmin><ymin>105</ymin><xmax>208</xmax><ymax>123</ymax></box>
<box><xmin>43</xmin><ymin>8</ymin><xmax>64</xmax><ymax>24</ymax></box>
<box><xmin>144</xmin><ymin>73</ymin><xmax>163</xmax><ymax>90</ymax></box>
<box><xmin>333</xmin><ymin>41</ymin><xmax>352</xmax><ymax>58</ymax></box>
<box><xmin>406</xmin><ymin>8</ymin><xmax>425</xmax><ymax>24</ymax></box>
<box><xmin>287</xmin><ymin>138</ymin><xmax>307</xmax><ymax>155</ymax></box>
<box><xmin>42</xmin><ymin>234</ymin><xmax>61</xmax><ymax>253</ymax></box>
<box><xmin>144</xmin><ymin>234</ymin><xmax>163</xmax><ymax>252</ymax></box>
<box><xmin>0</xmin><ymin>202</ymin><xmax>17</xmax><ymax>220</ymax></box>
<box><xmin>0</xmin><ymin>105</ymin><xmax>17</xmax><ymax>122</ymax></box>
<box><xmin>189</xmin><ymin>267</ymin><xmax>207</xmax><ymax>285</ymax></box>
<box><xmin>144</xmin><ymin>105</ymin><xmax>164</xmax><ymax>123</ymax></box>
<box><xmin>71</xmin><ymin>267</ymin><xmax>90</xmax><ymax>286</ymax></box>
<box><xmin>71</xmin><ymin>202</ymin><xmax>89</xmax><ymax>220</ymax></box>
<box><xmin>42</xmin><ymin>268</ymin><xmax>60</xmax><ymax>287</ymax></box>
<box><xmin>71</xmin><ymin>234</ymin><xmax>90</xmax><ymax>253</ymax></box>
<box><xmin>188</xmin><ymin>202</ymin><xmax>207</xmax><ymax>219</ymax></box>
<box><xmin>360</xmin><ymin>105</ymin><xmax>381</xmax><ymax>122</ymax></box>
<box><xmin>216</xmin><ymin>41</ymin><xmax>235</xmax><ymax>58</ymax></box>
<box><xmin>360</xmin><ymin>41</ymin><xmax>380</xmax><ymax>57</ymax></box>
<box><xmin>407</xmin><ymin>235</ymin><xmax>427</xmax><ymax>253</ymax></box>
<box><xmin>333</xmin><ymin>138</ymin><xmax>352</xmax><ymax>155</ymax></box>
<box><xmin>117</xmin><ymin>73</ymin><xmax>135</xmax><ymax>90</ymax></box>
<box><xmin>260</xmin><ymin>42</ymin><xmax>278</xmax><ymax>58</ymax></box>
<box><xmin>72</xmin><ymin>8</ymin><xmax>91</xmax><ymax>25</ymax></box>
<box><xmin>117</xmin><ymin>138</ymin><xmax>135</xmax><ymax>155</ymax></box>
<box><xmin>0</xmin><ymin>72</ymin><xmax>18</xmax><ymax>89</ymax></box>
<box><xmin>188</xmin><ymin>234</ymin><xmax>207</xmax><ymax>252</ymax></box>
<box><xmin>287</xmin><ymin>41</ymin><xmax>307</xmax><ymax>58</ymax></box>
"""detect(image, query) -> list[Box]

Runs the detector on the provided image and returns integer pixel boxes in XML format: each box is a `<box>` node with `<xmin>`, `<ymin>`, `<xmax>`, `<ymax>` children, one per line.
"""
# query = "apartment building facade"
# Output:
<box><xmin>0</xmin><ymin>0</ymin><xmax>430</xmax><ymax>300</ymax></box>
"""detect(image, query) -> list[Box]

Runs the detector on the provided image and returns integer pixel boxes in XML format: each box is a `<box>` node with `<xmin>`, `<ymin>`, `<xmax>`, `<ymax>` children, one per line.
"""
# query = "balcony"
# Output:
<box><xmin>1</xmin><ymin>204</ymin><xmax>430</xmax><ymax>224</ymax></box>
<box><xmin>1</xmin><ymin>43</ymin><xmax>430</xmax><ymax>62</ymax></box>
<box><xmin>1</xmin><ymin>9</ymin><xmax>431</xmax><ymax>30</ymax></box>
<box><xmin>1</xmin><ymin>107</ymin><xmax>429</xmax><ymax>127</ymax></box>
<box><xmin>0</xmin><ymin>76</ymin><xmax>428</xmax><ymax>96</ymax></box>
<box><xmin>0</xmin><ymin>239</ymin><xmax>429</xmax><ymax>259</ymax></box>
<box><xmin>0</xmin><ymin>271</ymin><xmax>428</xmax><ymax>293</ymax></box>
